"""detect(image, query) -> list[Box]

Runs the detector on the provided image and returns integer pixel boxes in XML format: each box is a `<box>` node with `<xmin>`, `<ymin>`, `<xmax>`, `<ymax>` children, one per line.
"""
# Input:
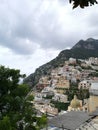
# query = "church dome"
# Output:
<box><xmin>70</xmin><ymin>95</ymin><xmax>81</xmax><ymax>108</ymax></box>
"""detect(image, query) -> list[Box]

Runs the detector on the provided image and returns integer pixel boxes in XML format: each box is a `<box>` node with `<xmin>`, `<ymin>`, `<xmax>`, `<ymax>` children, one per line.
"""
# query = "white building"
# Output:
<box><xmin>69</xmin><ymin>58</ymin><xmax>76</xmax><ymax>64</ymax></box>
<box><xmin>52</xmin><ymin>93</ymin><xmax>67</xmax><ymax>103</ymax></box>
<box><xmin>78</xmin><ymin>80</ymin><xmax>91</xmax><ymax>89</ymax></box>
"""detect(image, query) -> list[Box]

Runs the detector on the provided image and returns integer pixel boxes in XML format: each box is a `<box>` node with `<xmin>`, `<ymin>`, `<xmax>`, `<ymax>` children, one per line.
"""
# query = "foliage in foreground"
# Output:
<box><xmin>0</xmin><ymin>66</ymin><xmax>47</xmax><ymax>130</ymax></box>
<box><xmin>69</xmin><ymin>0</ymin><xmax>98</xmax><ymax>9</ymax></box>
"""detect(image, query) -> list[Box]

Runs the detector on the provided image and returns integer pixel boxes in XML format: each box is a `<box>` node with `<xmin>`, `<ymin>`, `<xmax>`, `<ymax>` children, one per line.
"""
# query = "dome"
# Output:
<box><xmin>70</xmin><ymin>95</ymin><xmax>81</xmax><ymax>109</ymax></box>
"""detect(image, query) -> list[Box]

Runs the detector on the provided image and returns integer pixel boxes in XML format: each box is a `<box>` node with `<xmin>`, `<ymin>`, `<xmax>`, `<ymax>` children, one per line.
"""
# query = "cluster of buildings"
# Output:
<box><xmin>30</xmin><ymin>57</ymin><xmax>98</xmax><ymax>130</ymax></box>
<box><xmin>36</xmin><ymin>57</ymin><xmax>98</xmax><ymax>93</ymax></box>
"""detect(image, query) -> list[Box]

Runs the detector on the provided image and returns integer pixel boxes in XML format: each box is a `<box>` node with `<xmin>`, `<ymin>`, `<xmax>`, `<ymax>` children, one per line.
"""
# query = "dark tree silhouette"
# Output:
<box><xmin>69</xmin><ymin>0</ymin><xmax>98</xmax><ymax>9</ymax></box>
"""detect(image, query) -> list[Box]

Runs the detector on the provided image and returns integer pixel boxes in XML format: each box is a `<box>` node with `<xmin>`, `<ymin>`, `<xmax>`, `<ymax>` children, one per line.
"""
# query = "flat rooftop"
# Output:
<box><xmin>48</xmin><ymin>111</ymin><xmax>92</xmax><ymax>130</ymax></box>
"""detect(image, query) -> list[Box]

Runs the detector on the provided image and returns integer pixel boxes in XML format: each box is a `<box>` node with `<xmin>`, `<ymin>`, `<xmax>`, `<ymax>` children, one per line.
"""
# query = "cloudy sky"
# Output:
<box><xmin>0</xmin><ymin>0</ymin><xmax>98</xmax><ymax>76</ymax></box>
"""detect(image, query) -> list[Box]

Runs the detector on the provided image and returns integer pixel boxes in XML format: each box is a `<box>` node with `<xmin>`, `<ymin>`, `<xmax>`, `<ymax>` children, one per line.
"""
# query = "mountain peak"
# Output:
<box><xmin>72</xmin><ymin>38</ymin><xmax>98</xmax><ymax>50</ymax></box>
<box><xmin>86</xmin><ymin>38</ymin><xmax>95</xmax><ymax>42</ymax></box>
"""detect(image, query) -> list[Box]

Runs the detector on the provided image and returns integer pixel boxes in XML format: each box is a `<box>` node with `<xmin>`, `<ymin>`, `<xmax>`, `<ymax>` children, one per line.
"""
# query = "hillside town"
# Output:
<box><xmin>1</xmin><ymin>0</ymin><xmax>98</xmax><ymax>129</ymax></box>
<box><xmin>29</xmin><ymin>57</ymin><xmax>98</xmax><ymax>130</ymax></box>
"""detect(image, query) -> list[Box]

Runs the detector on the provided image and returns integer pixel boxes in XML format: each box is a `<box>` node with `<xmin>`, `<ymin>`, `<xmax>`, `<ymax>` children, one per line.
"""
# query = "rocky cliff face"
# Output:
<box><xmin>24</xmin><ymin>38</ymin><xmax>98</xmax><ymax>88</ymax></box>
<box><xmin>72</xmin><ymin>38</ymin><xmax>98</xmax><ymax>50</ymax></box>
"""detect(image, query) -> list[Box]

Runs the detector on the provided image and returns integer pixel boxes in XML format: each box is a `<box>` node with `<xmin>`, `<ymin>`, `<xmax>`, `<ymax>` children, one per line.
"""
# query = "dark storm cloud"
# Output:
<box><xmin>0</xmin><ymin>0</ymin><xmax>98</xmax><ymax>55</ymax></box>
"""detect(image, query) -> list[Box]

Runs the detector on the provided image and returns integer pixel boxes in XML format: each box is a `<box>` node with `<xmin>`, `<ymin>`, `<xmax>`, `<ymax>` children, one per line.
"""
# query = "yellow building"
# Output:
<box><xmin>68</xmin><ymin>95</ymin><xmax>82</xmax><ymax>111</ymax></box>
<box><xmin>68</xmin><ymin>82</ymin><xmax>98</xmax><ymax>113</ymax></box>
<box><xmin>55</xmin><ymin>76</ymin><xmax>70</xmax><ymax>94</ymax></box>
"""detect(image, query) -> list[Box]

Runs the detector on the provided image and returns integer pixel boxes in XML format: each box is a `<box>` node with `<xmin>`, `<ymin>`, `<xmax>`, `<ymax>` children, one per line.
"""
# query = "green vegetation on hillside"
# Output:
<box><xmin>51</xmin><ymin>101</ymin><xmax>70</xmax><ymax>112</ymax></box>
<box><xmin>65</xmin><ymin>86</ymin><xmax>89</xmax><ymax>102</ymax></box>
